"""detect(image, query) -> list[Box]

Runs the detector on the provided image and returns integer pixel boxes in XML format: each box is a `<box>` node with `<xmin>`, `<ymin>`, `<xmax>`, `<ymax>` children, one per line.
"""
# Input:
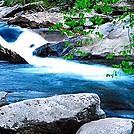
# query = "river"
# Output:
<box><xmin>0</xmin><ymin>59</ymin><xmax>134</xmax><ymax>119</ymax></box>
<box><xmin>0</xmin><ymin>23</ymin><xmax>134</xmax><ymax>119</ymax></box>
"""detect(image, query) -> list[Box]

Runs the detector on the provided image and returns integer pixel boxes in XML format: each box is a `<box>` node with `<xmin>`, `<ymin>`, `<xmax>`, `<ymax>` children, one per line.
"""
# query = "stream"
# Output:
<box><xmin>0</xmin><ymin>60</ymin><xmax>134</xmax><ymax>119</ymax></box>
<box><xmin>0</xmin><ymin>23</ymin><xmax>134</xmax><ymax>119</ymax></box>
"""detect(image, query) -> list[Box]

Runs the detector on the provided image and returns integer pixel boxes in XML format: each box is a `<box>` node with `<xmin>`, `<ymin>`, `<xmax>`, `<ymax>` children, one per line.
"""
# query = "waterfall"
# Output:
<box><xmin>0</xmin><ymin>24</ymin><xmax>120</xmax><ymax>80</ymax></box>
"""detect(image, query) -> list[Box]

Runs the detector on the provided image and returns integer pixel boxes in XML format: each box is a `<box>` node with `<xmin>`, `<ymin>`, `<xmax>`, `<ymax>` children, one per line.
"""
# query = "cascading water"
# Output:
<box><xmin>0</xmin><ymin>23</ymin><xmax>120</xmax><ymax>80</ymax></box>
<box><xmin>0</xmin><ymin>22</ymin><xmax>134</xmax><ymax>118</ymax></box>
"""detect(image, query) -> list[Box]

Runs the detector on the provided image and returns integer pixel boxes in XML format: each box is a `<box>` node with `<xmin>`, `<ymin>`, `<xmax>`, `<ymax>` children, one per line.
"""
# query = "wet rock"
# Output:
<box><xmin>0</xmin><ymin>93</ymin><xmax>105</xmax><ymax>134</ymax></box>
<box><xmin>31</xmin><ymin>16</ymin><xmax>134</xmax><ymax>60</ymax></box>
<box><xmin>32</xmin><ymin>35</ymin><xmax>81</xmax><ymax>58</ymax></box>
<box><xmin>7</xmin><ymin>9</ymin><xmax>111</xmax><ymax>30</ymax></box>
<box><xmin>0</xmin><ymin>46</ymin><xmax>27</xmax><ymax>63</ymax></box>
<box><xmin>76</xmin><ymin>117</ymin><xmax>134</xmax><ymax>134</ymax></box>
<box><xmin>0</xmin><ymin>92</ymin><xmax>8</xmax><ymax>107</ymax></box>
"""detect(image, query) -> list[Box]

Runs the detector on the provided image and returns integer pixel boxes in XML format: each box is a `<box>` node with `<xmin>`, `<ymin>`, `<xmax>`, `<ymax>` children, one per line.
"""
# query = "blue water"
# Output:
<box><xmin>0</xmin><ymin>60</ymin><xmax>134</xmax><ymax>119</ymax></box>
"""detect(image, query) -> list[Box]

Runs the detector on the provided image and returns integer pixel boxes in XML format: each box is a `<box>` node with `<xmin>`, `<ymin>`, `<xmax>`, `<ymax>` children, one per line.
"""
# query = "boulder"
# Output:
<box><xmin>76</xmin><ymin>16</ymin><xmax>134</xmax><ymax>58</ymax></box>
<box><xmin>0</xmin><ymin>2</ymin><xmax>44</xmax><ymax>18</ymax></box>
<box><xmin>0</xmin><ymin>93</ymin><xmax>105</xmax><ymax>134</ymax></box>
<box><xmin>7</xmin><ymin>9</ymin><xmax>111</xmax><ymax>29</ymax></box>
<box><xmin>0</xmin><ymin>92</ymin><xmax>8</xmax><ymax>107</ymax></box>
<box><xmin>29</xmin><ymin>16</ymin><xmax>134</xmax><ymax>60</ymax></box>
<box><xmin>0</xmin><ymin>1</ymin><xmax>4</xmax><ymax>7</ymax></box>
<box><xmin>111</xmin><ymin>0</ymin><xmax>134</xmax><ymax>15</ymax></box>
<box><xmin>0</xmin><ymin>46</ymin><xmax>27</xmax><ymax>63</ymax></box>
<box><xmin>34</xmin><ymin>30</ymin><xmax>67</xmax><ymax>42</ymax></box>
<box><xmin>32</xmin><ymin>35</ymin><xmax>81</xmax><ymax>58</ymax></box>
<box><xmin>7</xmin><ymin>11</ymin><xmax>63</xmax><ymax>28</ymax></box>
<box><xmin>76</xmin><ymin>117</ymin><xmax>134</xmax><ymax>134</ymax></box>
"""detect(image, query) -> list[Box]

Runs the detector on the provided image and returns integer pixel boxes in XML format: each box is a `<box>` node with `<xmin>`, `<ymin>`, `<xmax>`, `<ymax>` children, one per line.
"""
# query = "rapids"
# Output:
<box><xmin>0</xmin><ymin>22</ymin><xmax>134</xmax><ymax>118</ymax></box>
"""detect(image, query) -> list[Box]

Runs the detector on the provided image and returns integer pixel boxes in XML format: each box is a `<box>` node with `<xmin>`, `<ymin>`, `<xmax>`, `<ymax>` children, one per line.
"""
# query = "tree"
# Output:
<box><xmin>50</xmin><ymin>0</ymin><xmax>134</xmax><ymax>76</ymax></box>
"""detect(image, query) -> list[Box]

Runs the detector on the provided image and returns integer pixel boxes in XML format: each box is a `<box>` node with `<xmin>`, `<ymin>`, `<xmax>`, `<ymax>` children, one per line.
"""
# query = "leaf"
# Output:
<box><xmin>106</xmin><ymin>53</ymin><xmax>115</xmax><ymax>59</ymax></box>
<box><xmin>84</xmin><ymin>38</ymin><xmax>89</xmax><ymax>44</ymax></box>
<box><xmin>79</xmin><ymin>12</ymin><xmax>84</xmax><ymax>18</ymax></box>
<box><xmin>112</xmin><ymin>64</ymin><xmax>119</xmax><ymax>68</ymax></box>
<box><xmin>93</xmin><ymin>5</ymin><xmax>99</xmax><ymax>11</ymax></box>
<box><xmin>76</xmin><ymin>40</ymin><xmax>82</xmax><ymax>45</ymax></box>
<box><xmin>82</xmin><ymin>31</ymin><xmax>88</xmax><ymax>35</ymax></box>
<box><xmin>123</xmin><ymin>6</ymin><xmax>128</xmax><ymax>11</ymax></box>
<box><xmin>78</xmin><ymin>18</ymin><xmax>86</xmax><ymax>25</ymax></box>
<box><xmin>64</xmin><ymin>42</ymin><xmax>70</xmax><ymax>47</ymax></box>
<box><xmin>73</xmin><ymin>27</ymin><xmax>81</xmax><ymax>32</ymax></box>
<box><xmin>89</xmin><ymin>38</ymin><xmax>93</xmax><ymax>42</ymax></box>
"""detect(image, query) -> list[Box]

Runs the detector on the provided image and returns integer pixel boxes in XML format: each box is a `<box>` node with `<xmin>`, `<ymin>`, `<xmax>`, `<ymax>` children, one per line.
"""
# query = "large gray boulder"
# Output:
<box><xmin>76</xmin><ymin>117</ymin><xmax>134</xmax><ymax>134</ymax></box>
<box><xmin>78</xmin><ymin>16</ymin><xmax>134</xmax><ymax>57</ymax></box>
<box><xmin>0</xmin><ymin>92</ymin><xmax>8</xmax><ymax>107</ymax></box>
<box><xmin>0</xmin><ymin>93</ymin><xmax>105</xmax><ymax>134</ymax></box>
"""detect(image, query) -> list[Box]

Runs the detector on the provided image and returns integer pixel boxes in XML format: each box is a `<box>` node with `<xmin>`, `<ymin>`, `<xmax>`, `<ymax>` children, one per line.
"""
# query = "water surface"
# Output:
<box><xmin>0</xmin><ymin>60</ymin><xmax>134</xmax><ymax>118</ymax></box>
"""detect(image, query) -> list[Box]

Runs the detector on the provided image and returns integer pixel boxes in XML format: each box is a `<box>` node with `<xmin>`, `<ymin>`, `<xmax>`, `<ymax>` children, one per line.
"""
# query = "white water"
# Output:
<box><xmin>0</xmin><ymin>27</ymin><xmax>122</xmax><ymax>81</ymax></box>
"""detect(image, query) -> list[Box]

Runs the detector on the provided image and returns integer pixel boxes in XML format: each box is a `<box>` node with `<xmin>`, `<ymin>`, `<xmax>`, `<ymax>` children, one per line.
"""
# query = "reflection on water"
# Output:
<box><xmin>0</xmin><ymin>60</ymin><xmax>134</xmax><ymax>119</ymax></box>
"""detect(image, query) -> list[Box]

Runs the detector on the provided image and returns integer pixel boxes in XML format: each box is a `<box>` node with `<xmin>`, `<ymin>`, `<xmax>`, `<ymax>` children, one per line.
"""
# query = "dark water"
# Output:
<box><xmin>0</xmin><ymin>60</ymin><xmax>134</xmax><ymax>119</ymax></box>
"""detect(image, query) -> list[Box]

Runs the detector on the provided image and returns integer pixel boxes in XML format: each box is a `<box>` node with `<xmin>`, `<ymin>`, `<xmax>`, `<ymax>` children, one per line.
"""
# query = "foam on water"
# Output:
<box><xmin>0</xmin><ymin>26</ymin><xmax>124</xmax><ymax>81</ymax></box>
<box><xmin>16</xmin><ymin>56</ymin><xmax>122</xmax><ymax>81</ymax></box>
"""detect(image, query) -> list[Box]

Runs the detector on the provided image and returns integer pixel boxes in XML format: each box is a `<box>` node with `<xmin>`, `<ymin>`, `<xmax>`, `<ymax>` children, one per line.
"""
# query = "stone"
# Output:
<box><xmin>111</xmin><ymin>0</ymin><xmax>134</xmax><ymax>15</ymax></box>
<box><xmin>7</xmin><ymin>9</ymin><xmax>111</xmax><ymax>29</ymax></box>
<box><xmin>0</xmin><ymin>92</ymin><xmax>8</xmax><ymax>107</ymax></box>
<box><xmin>0</xmin><ymin>2</ymin><xmax>44</xmax><ymax>18</ymax></box>
<box><xmin>0</xmin><ymin>46</ymin><xmax>27</xmax><ymax>63</ymax></box>
<box><xmin>76</xmin><ymin>16</ymin><xmax>134</xmax><ymax>57</ymax></box>
<box><xmin>0</xmin><ymin>93</ymin><xmax>105</xmax><ymax>134</ymax></box>
<box><xmin>84</xmin><ymin>19</ymin><xmax>93</xmax><ymax>27</ymax></box>
<box><xmin>76</xmin><ymin>117</ymin><xmax>134</xmax><ymax>134</ymax></box>
<box><xmin>8</xmin><ymin>16</ymin><xmax>40</xmax><ymax>28</ymax></box>
<box><xmin>0</xmin><ymin>5</ymin><xmax>22</xmax><ymax>18</ymax></box>
<box><xmin>33</xmin><ymin>30</ymin><xmax>67</xmax><ymax>42</ymax></box>
<box><xmin>0</xmin><ymin>1</ymin><xmax>4</xmax><ymax>7</ymax></box>
<box><xmin>7</xmin><ymin>11</ymin><xmax>63</xmax><ymax>29</ymax></box>
<box><xmin>32</xmin><ymin>16</ymin><xmax>134</xmax><ymax>60</ymax></box>
<box><xmin>32</xmin><ymin>35</ymin><xmax>81</xmax><ymax>58</ymax></box>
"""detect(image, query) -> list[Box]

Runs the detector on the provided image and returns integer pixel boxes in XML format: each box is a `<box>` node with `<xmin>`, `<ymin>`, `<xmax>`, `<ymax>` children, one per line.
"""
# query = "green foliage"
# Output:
<box><xmin>76</xmin><ymin>48</ymin><xmax>86</xmax><ymax>56</ymax></box>
<box><xmin>4</xmin><ymin>0</ymin><xmax>134</xmax><ymax>75</ymax></box>
<box><xmin>106</xmin><ymin>53</ymin><xmax>115</xmax><ymax>59</ymax></box>
<box><xmin>57</xmin><ymin>0</ymin><xmax>134</xmax><ymax>75</ymax></box>
<box><xmin>18</xmin><ymin>0</ymin><xmax>132</xmax><ymax>76</ymax></box>
<box><xmin>113</xmin><ymin>61</ymin><xmax>134</xmax><ymax>74</ymax></box>
<box><xmin>89</xmin><ymin>16</ymin><xmax>104</xmax><ymax>26</ymax></box>
<box><xmin>62</xmin><ymin>52</ymin><xmax>73</xmax><ymax>59</ymax></box>
<box><xmin>106</xmin><ymin>70</ymin><xmax>117</xmax><ymax>78</ymax></box>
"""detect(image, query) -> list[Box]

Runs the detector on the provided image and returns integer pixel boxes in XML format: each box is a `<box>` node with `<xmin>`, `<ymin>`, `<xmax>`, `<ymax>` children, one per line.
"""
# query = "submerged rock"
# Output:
<box><xmin>0</xmin><ymin>92</ymin><xmax>8</xmax><ymax>107</ymax></box>
<box><xmin>76</xmin><ymin>117</ymin><xmax>134</xmax><ymax>134</ymax></box>
<box><xmin>0</xmin><ymin>93</ymin><xmax>105</xmax><ymax>134</ymax></box>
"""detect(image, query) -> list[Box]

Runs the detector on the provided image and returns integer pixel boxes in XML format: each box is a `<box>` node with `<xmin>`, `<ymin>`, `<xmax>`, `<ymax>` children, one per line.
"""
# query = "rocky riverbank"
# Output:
<box><xmin>0</xmin><ymin>1</ymin><xmax>134</xmax><ymax>133</ymax></box>
<box><xmin>0</xmin><ymin>92</ymin><xmax>134</xmax><ymax>134</ymax></box>
<box><xmin>0</xmin><ymin>0</ymin><xmax>133</xmax><ymax>63</ymax></box>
